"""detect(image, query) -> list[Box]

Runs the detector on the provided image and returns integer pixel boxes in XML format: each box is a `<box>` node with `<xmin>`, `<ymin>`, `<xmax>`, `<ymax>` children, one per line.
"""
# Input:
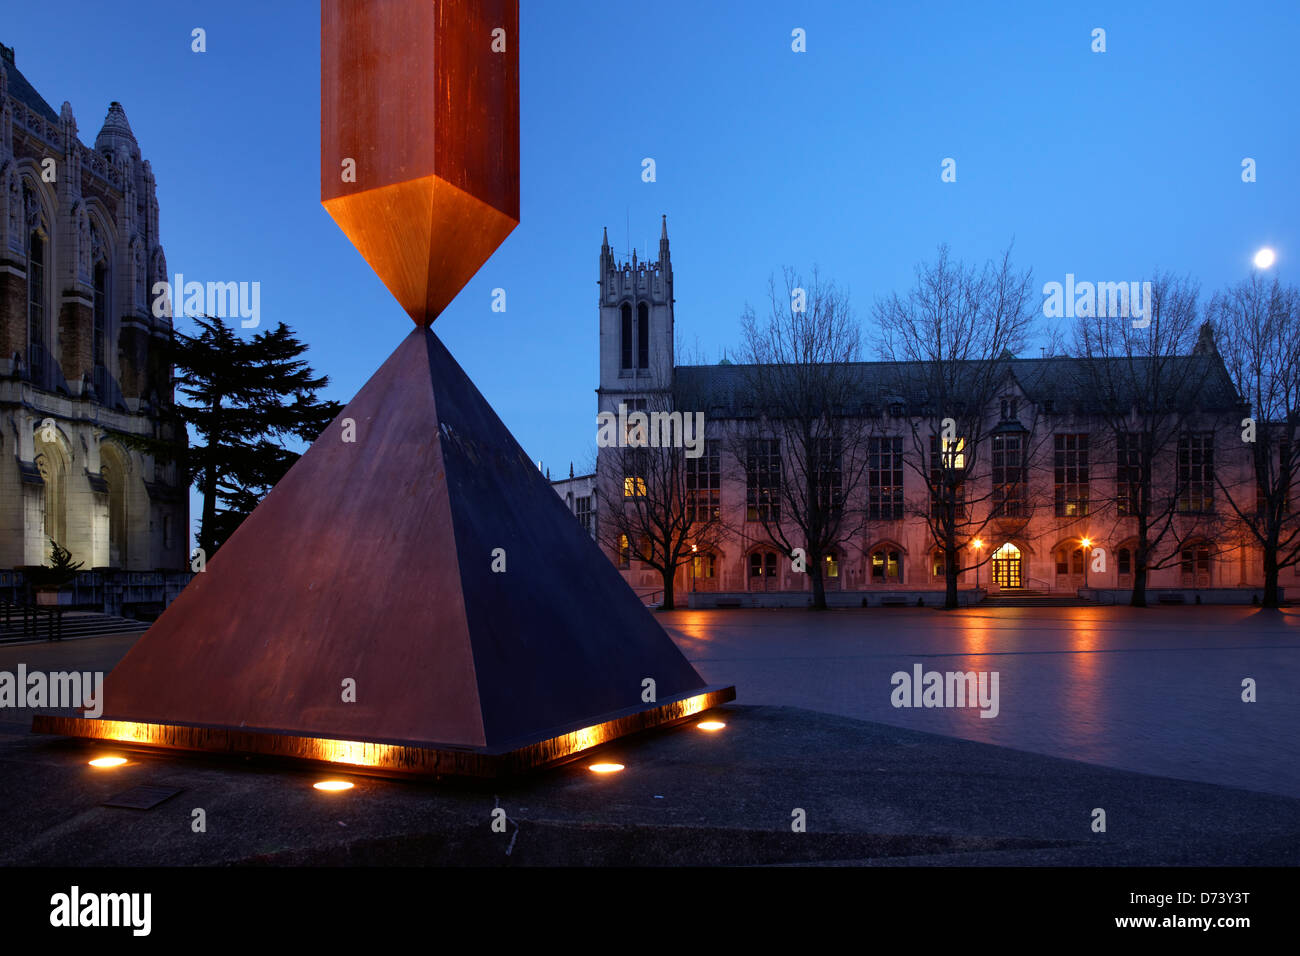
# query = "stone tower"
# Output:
<box><xmin>596</xmin><ymin>215</ymin><xmax>675</xmax><ymax>418</ymax></box>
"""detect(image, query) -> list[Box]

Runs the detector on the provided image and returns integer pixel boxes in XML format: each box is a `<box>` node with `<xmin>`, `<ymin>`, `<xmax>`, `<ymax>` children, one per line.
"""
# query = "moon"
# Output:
<box><xmin>1254</xmin><ymin>247</ymin><xmax>1276</xmax><ymax>269</ymax></box>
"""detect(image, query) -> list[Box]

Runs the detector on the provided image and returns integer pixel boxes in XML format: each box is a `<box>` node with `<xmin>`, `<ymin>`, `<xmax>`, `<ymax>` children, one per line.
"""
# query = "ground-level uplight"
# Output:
<box><xmin>588</xmin><ymin>762</ymin><xmax>624</xmax><ymax>774</ymax></box>
<box><xmin>697</xmin><ymin>720</ymin><xmax>726</xmax><ymax>731</ymax></box>
<box><xmin>313</xmin><ymin>780</ymin><xmax>355</xmax><ymax>792</ymax></box>
<box><xmin>88</xmin><ymin>756</ymin><xmax>127</xmax><ymax>768</ymax></box>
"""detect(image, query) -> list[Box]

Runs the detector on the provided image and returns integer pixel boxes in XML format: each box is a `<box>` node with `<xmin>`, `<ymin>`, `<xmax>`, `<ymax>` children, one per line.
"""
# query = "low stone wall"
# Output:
<box><xmin>1080</xmin><ymin>587</ymin><xmax>1286</xmax><ymax>606</ymax></box>
<box><xmin>687</xmin><ymin>589</ymin><xmax>986</xmax><ymax>609</ymax></box>
<box><xmin>0</xmin><ymin>569</ymin><xmax>194</xmax><ymax>618</ymax></box>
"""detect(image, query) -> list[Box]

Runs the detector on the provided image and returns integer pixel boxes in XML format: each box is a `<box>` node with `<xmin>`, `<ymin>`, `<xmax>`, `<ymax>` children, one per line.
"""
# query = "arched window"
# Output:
<box><xmin>34</xmin><ymin>433</ymin><xmax>68</xmax><ymax>552</ymax></box>
<box><xmin>100</xmin><ymin>447</ymin><xmax>129</xmax><ymax>568</ymax></box>
<box><xmin>93</xmin><ymin>262</ymin><xmax>108</xmax><ymax>372</ymax></box>
<box><xmin>749</xmin><ymin>550</ymin><xmax>778</xmax><ymax>590</ymax></box>
<box><xmin>932</xmin><ymin>549</ymin><xmax>947</xmax><ymax>578</ymax></box>
<box><xmin>1056</xmin><ymin>546</ymin><xmax>1085</xmax><ymax>576</ymax></box>
<box><xmin>620</xmin><ymin>302</ymin><xmax>633</xmax><ymax>370</ymax></box>
<box><xmin>27</xmin><ymin>224</ymin><xmax>46</xmax><ymax>383</ymax></box>
<box><xmin>1180</xmin><ymin>543</ymin><xmax>1211</xmax><ymax>586</ymax></box>
<box><xmin>871</xmin><ymin>546</ymin><xmax>902</xmax><ymax>583</ymax></box>
<box><xmin>637</xmin><ymin>302</ymin><xmax>649</xmax><ymax>369</ymax></box>
<box><xmin>617</xmin><ymin>534</ymin><xmax>630</xmax><ymax>568</ymax></box>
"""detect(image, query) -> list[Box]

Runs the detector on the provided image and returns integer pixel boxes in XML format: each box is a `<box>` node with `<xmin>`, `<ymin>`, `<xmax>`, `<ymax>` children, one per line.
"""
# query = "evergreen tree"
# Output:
<box><xmin>173</xmin><ymin>315</ymin><xmax>342</xmax><ymax>555</ymax></box>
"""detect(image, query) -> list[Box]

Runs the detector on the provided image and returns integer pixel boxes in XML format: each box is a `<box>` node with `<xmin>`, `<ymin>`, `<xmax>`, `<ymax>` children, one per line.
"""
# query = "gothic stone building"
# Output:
<box><xmin>551</xmin><ymin>220</ymin><xmax>1290</xmax><ymax>607</ymax></box>
<box><xmin>0</xmin><ymin>43</ymin><xmax>186</xmax><ymax>575</ymax></box>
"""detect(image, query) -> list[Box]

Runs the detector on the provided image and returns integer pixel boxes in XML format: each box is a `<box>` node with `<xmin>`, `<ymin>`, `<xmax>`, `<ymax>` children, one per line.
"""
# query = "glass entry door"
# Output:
<box><xmin>991</xmin><ymin>543</ymin><xmax>1022</xmax><ymax>589</ymax></box>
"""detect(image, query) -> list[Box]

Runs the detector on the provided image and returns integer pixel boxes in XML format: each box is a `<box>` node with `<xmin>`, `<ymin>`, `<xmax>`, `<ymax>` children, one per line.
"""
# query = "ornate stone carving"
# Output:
<box><xmin>75</xmin><ymin>202</ymin><xmax>91</xmax><ymax>279</ymax></box>
<box><xmin>23</xmin><ymin>181</ymin><xmax>42</xmax><ymax>231</ymax></box>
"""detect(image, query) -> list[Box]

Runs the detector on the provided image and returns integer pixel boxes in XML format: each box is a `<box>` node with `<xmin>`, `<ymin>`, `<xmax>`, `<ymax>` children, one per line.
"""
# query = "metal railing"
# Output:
<box><xmin>0</xmin><ymin>601</ymin><xmax>63</xmax><ymax>643</ymax></box>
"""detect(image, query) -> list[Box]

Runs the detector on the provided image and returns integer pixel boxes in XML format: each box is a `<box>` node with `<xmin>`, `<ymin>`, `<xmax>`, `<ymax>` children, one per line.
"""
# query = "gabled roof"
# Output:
<box><xmin>1</xmin><ymin>45</ymin><xmax>60</xmax><ymax>124</ymax></box>
<box><xmin>674</xmin><ymin>354</ymin><xmax>1244</xmax><ymax>417</ymax></box>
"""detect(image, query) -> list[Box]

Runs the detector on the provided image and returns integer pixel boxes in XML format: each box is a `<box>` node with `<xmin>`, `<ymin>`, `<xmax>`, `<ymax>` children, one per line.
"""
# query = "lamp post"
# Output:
<box><xmin>1081</xmin><ymin>537</ymin><xmax>1092</xmax><ymax>588</ymax></box>
<box><xmin>972</xmin><ymin>539</ymin><xmax>983</xmax><ymax>591</ymax></box>
<box><xmin>690</xmin><ymin>544</ymin><xmax>697</xmax><ymax>595</ymax></box>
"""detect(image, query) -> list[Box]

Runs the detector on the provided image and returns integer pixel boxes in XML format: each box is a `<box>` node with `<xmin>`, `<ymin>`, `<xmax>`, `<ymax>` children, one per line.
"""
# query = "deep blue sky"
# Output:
<box><xmin>5</xmin><ymin>1</ymin><xmax>1297</xmax><ymax>540</ymax></box>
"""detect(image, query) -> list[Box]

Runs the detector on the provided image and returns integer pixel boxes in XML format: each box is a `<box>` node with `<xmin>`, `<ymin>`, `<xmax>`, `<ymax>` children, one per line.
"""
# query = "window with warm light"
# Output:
<box><xmin>930</xmin><ymin>435</ymin><xmax>967</xmax><ymax>518</ymax></box>
<box><xmin>871</xmin><ymin>547</ymin><xmax>902</xmax><ymax>583</ymax></box>
<box><xmin>692</xmin><ymin>552</ymin><xmax>716</xmax><ymax>579</ymax></box>
<box><xmin>942</xmin><ymin>435</ymin><xmax>965</xmax><ymax>470</ymax></box>
<box><xmin>749</xmin><ymin>551</ymin><xmax>778</xmax><ymax>579</ymax></box>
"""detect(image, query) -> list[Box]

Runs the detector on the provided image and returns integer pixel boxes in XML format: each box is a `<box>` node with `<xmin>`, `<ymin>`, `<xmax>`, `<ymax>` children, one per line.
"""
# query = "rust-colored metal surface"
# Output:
<box><xmin>38</xmin><ymin>2</ymin><xmax>738</xmax><ymax>780</ymax></box>
<box><xmin>39</xmin><ymin>331</ymin><xmax>731</xmax><ymax>773</ymax></box>
<box><xmin>321</xmin><ymin>0</ymin><xmax>520</xmax><ymax>325</ymax></box>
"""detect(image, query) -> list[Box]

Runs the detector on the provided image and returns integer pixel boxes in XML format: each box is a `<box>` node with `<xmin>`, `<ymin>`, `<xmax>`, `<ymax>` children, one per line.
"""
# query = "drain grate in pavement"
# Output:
<box><xmin>102</xmin><ymin>785</ymin><xmax>184</xmax><ymax>810</ymax></box>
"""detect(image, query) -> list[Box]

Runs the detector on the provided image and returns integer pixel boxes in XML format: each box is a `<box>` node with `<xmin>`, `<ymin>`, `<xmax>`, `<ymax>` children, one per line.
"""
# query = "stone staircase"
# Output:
<box><xmin>0</xmin><ymin>609</ymin><xmax>149</xmax><ymax>644</ymax></box>
<box><xmin>979</xmin><ymin>588</ymin><xmax>1095</xmax><ymax>608</ymax></box>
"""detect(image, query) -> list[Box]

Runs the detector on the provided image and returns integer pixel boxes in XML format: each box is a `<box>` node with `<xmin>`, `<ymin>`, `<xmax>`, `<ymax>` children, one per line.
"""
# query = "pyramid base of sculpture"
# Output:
<box><xmin>33</xmin><ymin>686</ymin><xmax>734</xmax><ymax>779</ymax></box>
<box><xmin>32</xmin><ymin>327</ymin><xmax>733</xmax><ymax>778</ymax></box>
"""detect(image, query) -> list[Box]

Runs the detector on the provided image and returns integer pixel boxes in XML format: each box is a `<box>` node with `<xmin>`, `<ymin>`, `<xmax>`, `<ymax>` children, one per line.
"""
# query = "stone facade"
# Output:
<box><xmin>0</xmin><ymin>42</ymin><xmax>187</xmax><ymax>573</ymax></box>
<box><xmin>554</xmin><ymin>220</ymin><xmax>1292</xmax><ymax>605</ymax></box>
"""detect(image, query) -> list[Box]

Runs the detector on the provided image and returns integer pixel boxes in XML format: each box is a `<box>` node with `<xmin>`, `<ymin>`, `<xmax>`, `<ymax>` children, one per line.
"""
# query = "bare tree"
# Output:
<box><xmin>1071</xmin><ymin>272</ymin><xmax>1222</xmax><ymax>607</ymax></box>
<box><xmin>597</xmin><ymin>378</ymin><xmax>726</xmax><ymax>610</ymax></box>
<box><xmin>1209</xmin><ymin>273</ymin><xmax>1300</xmax><ymax>607</ymax></box>
<box><xmin>727</xmin><ymin>268</ymin><xmax>871</xmax><ymax>610</ymax></box>
<box><xmin>872</xmin><ymin>244</ymin><xmax>1038</xmax><ymax>609</ymax></box>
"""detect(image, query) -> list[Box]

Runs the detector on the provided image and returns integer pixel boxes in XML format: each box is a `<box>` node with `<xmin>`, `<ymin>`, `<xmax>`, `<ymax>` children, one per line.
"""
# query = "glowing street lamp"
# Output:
<box><xmin>1081</xmin><ymin>538</ymin><xmax>1092</xmax><ymax>588</ymax></box>
<box><xmin>972</xmin><ymin>539</ymin><xmax>983</xmax><ymax>590</ymax></box>
<box><xmin>1254</xmin><ymin>247</ymin><xmax>1276</xmax><ymax>270</ymax></box>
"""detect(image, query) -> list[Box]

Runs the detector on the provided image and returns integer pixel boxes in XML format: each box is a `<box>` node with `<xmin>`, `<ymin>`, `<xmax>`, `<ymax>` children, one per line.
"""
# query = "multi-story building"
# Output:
<box><xmin>0</xmin><ymin>42</ymin><xmax>187</xmax><ymax>581</ymax></box>
<box><xmin>553</xmin><ymin>224</ymin><xmax>1289</xmax><ymax>607</ymax></box>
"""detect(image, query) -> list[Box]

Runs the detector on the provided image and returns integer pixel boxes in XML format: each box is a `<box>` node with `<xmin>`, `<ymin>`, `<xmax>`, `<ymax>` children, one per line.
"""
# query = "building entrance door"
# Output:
<box><xmin>991</xmin><ymin>543</ymin><xmax>1022</xmax><ymax>589</ymax></box>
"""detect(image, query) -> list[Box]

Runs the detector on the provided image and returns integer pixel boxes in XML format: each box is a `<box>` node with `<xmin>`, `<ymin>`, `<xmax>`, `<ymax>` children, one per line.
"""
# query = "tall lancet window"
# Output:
<box><xmin>620</xmin><ymin>302</ymin><xmax>633</xmax><ymax>370</ymax></box>
<box><xmin>28</xmin><ymin>230</ymin><xmax>46</xmax><ymax>356</ymax></box>
<box><xmin>637</xmin><ymin>302</ymin><xmax>649</xmax><ymax>369</ymax></box>
<box><xmin>93</xmin><ymin>262</ymin><xmax>108</xmax><ymax>370</ymax></box>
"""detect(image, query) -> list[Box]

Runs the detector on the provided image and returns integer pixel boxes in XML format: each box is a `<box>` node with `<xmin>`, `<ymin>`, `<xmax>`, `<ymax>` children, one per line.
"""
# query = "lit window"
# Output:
<box><xmin>871</xmin><ymin>548</ymin><xmax>901</xmax><ymax>583</ymax></box>
<box><xmin>942</xmin><ymin>436</ymin><xmax>965</xmax><ymax>470</ymax></box>
<box><xmin>693</xmin><ymin>552</ymin><xmax>716</xmax><ymax>579</ymax></box>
